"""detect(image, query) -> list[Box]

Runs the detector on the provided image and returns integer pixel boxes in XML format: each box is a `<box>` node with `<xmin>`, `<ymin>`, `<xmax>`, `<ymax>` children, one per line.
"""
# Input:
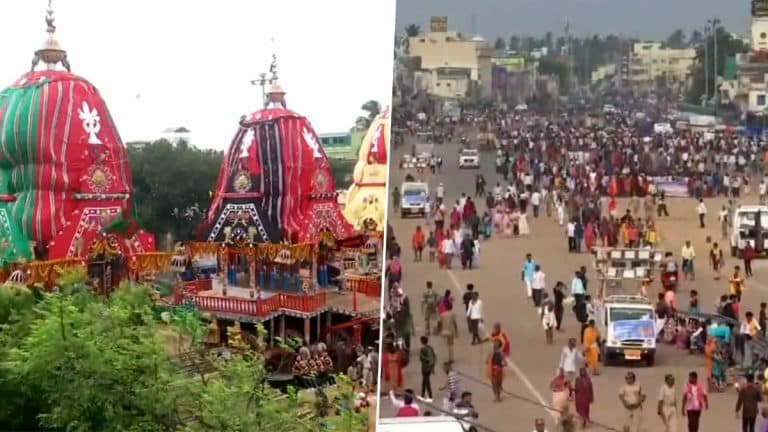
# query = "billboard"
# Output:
<box><xmin>430</xmin><ymin>16</ymin><xmax>448</xmax><ymax>32</ymax></box>
<box><xmin>492</xmin><ymin>56</ymin><xmax>526</xmax><ymax>72</ymax></box>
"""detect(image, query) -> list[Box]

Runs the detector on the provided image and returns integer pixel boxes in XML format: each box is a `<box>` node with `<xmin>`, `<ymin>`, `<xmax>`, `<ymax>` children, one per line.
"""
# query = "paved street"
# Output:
<box><xmin>380</xmin><ymin>133</ymin><xmax>768</xmax><ymax>431</ymax></box>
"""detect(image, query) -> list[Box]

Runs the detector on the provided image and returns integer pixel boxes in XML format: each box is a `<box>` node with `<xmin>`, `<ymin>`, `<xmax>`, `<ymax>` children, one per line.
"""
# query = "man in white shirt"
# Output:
<box><xmin>566</xmin><ymin>221</ymin><xmax>576</xmax><ymax>252</ymax></box>
<box><xmin>531</xmin><ymin>190</ymin><xmax>542</xmax><ymax>218</ymax></box>
<box><xmin>436</xmin><ymin>183</ymin><xmax>445</xmax><ymax>200</ymax></box>
<box><xmin>531</xmin><ymin>264</ymin><xmax>546</xmax><ymax>313</ymax></box>
<box><xmin>440</xmin><ymin>236</ymin><xmax>455</xmax><ymax>269</ymax></box>
<box><xmin>466</xmin><ymin>292</ymin><xmax>484</xmax><ymax>345</ymax></box>
<box><xmin>696</xmin><ymin>199</ymin><xmax>707</xmax><ymax>229</ymax></box>
<box><xmin>559</xmin><ymin>338</ymin><xmax>583</xmax><ymax>383</ymax></box>
<box><xmin>681</xmin><ymin>240</ymin><xmax>695</xmax><ymax>280</ymax></box>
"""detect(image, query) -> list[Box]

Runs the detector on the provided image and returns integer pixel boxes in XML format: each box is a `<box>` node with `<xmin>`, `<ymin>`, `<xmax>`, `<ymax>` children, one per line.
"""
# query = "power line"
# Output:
<box><xmin>453</xmin><ymin>369</ymin><xmax>625</xmax><ymax>432</ymax></box>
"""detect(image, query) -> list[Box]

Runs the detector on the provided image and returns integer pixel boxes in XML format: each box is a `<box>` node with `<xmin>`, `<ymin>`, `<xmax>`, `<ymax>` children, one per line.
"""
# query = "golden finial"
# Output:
<box><xmin>266</xmin><ymin>53</ymin><xmax>286</xmax><ymax>108</ymax></box>
<box><xmin>31</xmin><ymin>0</ymin><xmax>71</xmax><ymax>72</ymax></box>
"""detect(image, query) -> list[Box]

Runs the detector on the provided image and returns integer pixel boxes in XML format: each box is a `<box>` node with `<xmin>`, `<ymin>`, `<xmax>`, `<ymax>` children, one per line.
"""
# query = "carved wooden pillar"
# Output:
<box><xmin>303</xmin><ymin>317</ymin><xmax>310</xmax><ymax>344</ymax></box>
<box><xmin>311</xmin><ymin>243</ymin><xmax>318</xmax><ymax>287</ymax></box>
<box><xmin>219</xmin><ymin>245</ymin><xmax>228</xmax><ymax>288</ymax></box>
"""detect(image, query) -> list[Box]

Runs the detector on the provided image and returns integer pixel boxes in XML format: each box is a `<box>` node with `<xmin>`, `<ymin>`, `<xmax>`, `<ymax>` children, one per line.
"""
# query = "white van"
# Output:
<box><xmin>400</xmin><ymin>182</ymin><xmax>429</xmax><ymax>218</ymax></box>
<box><xmin>730</xmin><ymin>205</ymin><xmax>768</xmax><ymax>256</ymax></box>
<box><xmin>378</xmin><ymin>416</ymin><xmax>469</xmax><ymax>432</ymax></box>
<box><xmin>594</xmin><ymin>295</ymin><xmax>657</xmax><ymax>366</ymax></box>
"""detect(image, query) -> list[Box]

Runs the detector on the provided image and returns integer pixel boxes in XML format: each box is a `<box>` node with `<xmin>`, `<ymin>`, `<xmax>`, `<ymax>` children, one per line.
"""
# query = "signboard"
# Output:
<box><xmin>754</xmin><ymin>0</ymin><xmax>768</xmax><ymax>17</ymax></box>
<box><xmin>649</xmin><ymin>176</ymin><xmax>689</xmax><ymax>197</ymax></box>
<box><xmin>610</xmin><ymin>319</ymin><xmax>656</xmax><ymax>341</ymax></box>
<box><xmin>492</xmin><ymin>56</ymin><xmax>526</xmax><ymax>72</ymax></box>
<box><xmin>429</xmin><ymin>16</ymin><xmax>448</xmax><ymax>32</ymax></box>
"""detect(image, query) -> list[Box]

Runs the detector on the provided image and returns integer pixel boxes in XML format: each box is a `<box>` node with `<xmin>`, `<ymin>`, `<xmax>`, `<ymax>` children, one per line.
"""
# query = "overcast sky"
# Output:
<box><xmin>0</xmin><ymin>0</ymin><xmax>395</xmax><ymax>148</ymax></box>
<box><xmin>397</xmin><ymin>0</ymin><xmax>752</xmax><ymax>40</ymax></box>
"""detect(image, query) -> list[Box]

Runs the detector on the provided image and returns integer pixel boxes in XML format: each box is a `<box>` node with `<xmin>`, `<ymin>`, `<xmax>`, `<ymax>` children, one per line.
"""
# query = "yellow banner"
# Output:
<box><xmin>430</xmin><ymin>16</ymin><xmax>448</xmax><ymax>32</ymax></box>
<box><xmin>492</xmin><ymin>57</ymin><xmax>526</xmax><ymax>72</ymax></box>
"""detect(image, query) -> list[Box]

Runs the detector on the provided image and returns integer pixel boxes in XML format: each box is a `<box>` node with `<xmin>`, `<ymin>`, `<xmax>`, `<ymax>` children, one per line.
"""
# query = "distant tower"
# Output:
<box><xmin>751</xmin><ymin>0</ymin><xmax>768</xmax><ymax>51</ymax></box>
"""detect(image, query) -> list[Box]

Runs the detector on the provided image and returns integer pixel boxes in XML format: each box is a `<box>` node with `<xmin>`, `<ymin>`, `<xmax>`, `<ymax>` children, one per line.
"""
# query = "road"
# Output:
<box><xmin>379</xmin><ymin>132</ymin><xmax>766</xmax><ymax>431</ymax></box>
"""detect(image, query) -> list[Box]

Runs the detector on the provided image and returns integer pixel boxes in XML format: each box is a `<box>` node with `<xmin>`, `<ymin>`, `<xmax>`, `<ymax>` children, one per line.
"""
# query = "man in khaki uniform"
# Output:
<box><xmin>618</xmin><ymin>372</ymin><xmax>645</xmax><ymax>432</ymax></box>
<box><xmin>657</xmin><ymin>374</ymin><xmax>678</xmax><ymax>432</ymax></box>
<box><xmin>439</xmin><ymin>308</ymin><xmax>459</xmax><ymax>363</ymax></box>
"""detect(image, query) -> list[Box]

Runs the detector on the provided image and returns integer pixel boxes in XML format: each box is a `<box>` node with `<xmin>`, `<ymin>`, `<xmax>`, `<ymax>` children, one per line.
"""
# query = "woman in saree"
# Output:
<box><xmin>573</xmin><ymin>367</ymin><xmax>594</xmax><ymax>428</ymax></box>
<box><xmin>492</xmin><ymin>208</ymin><xmax>504</xmax><ymax>234</ymax></box>
<box><xmin>510</xmin><ymin>210</ymin><xmax>521</xmax><ymax>236</ymax></box>
<box><xmin>618</xmin><ymin>222</ymin><xmax>629</xmax><ymax>248</ymax></box>
<box><xmin>502</xmin><ymin>210</ymin><xmax>514</xmax><ymax>237</ymax></box>
<box><xmin>381</xmin><ymin>344</ymin><xmax>403</xmax><ymax>394</ymax></box>
<box><xmin>488</xmin><ymin>322</ymin><xmax>511</xmax><ymax>358</ymax></box>
<box><xmin>481</xmin><ymin>211</ymin><xmax>493</xmax><ymax>239</ymax></box>
<box><xmin>485</xmin><ymin>339</ymin><xmax>507</xmax><ymax>402</ymax></box>
<box><xmin>703</xmin><ymin>336</ymin><xmax>715</xmax><ymax>391</ymax></box>
<box><xmin>435</xmin><ymin>229</ymin><xmax>445</xmax><ymax>267</ymax></box>
<box><xmin>582</xmin><ymin>320</ymin><xmax>600</xmax><ymax>376</ymax></box>
<box><xmin>550</xmin><ymin>367</ymin><xmax>572</xmax><ymax>422</ymax></box>
<box><xmin>584</xmin><ymin>220</ymin><xmax>595</xmax><ymax>252</ymax></box>
<box><xmin>711</xmin><ymin>341</ymin><xmax>726</xmax><ymax>391</ymax></box>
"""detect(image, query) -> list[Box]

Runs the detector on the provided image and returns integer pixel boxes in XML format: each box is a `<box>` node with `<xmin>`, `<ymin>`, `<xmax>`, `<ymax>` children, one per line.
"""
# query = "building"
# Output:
<box><xmin>727</xmin><ymin>2</ymin><xmax>768</xmax><ymax>115</ymax></box>
<box><xmin>407</xmin><ymin>30</ymin><xmax>494</xmax><ymax>99</ymax></box>
<box><xmin>318</xmin><ymin>131</ymin><xmax>363</xmax><ymax>160</ymax></box>
<box><xmin>628</xmin><ymin>42</ymin><xmax>695</xmax><ymax>86</ymax></box>
<box><xmin>591</xmin><ymin>64</ymin><xmax>617</xmax><ymax>84</ymax></box>
<box><xmin>125</xmin><ymin>126</ymin><xmax>194</xmax><ymax>150</ymax></box>
<box><xmin>160</xmin><ymin>126</ymin><xmax>192</xmax><ymax>146</ymax></box>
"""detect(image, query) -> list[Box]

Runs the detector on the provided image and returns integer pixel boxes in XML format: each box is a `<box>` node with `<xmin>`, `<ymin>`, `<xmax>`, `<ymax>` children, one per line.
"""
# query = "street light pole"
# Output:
<box><xmin>703</xmin><ymin>26</ymin><xmax>709</xmax><ymax>105</ymax></box>
<box><xmin>710</xmin><ymin>17</ymin><xmax>721</xmax><ymax>114</ymax></box>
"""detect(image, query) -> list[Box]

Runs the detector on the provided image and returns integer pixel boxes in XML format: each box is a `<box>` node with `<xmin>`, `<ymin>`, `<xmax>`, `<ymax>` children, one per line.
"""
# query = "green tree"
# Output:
<box><xmin>666</xmin><ymin>29</ymin><xmax>687</xmax><ymax>49</ymax></box>
<box><xmin>354</xmin><ymin>100</ymin><xmax>382</xmax><ymax>131</ymax></box>
<box><xmin>0</xmin><ymin>270</ymin><xmax>366</xmax><ymax>431</ymax></box>
<box><xmin>686</xmin><ymin>26</ymin><xmax>749</xmax><ymax>104</ymax></box>
<box><xmin>128</xmin><ymin>140</ymin><xmax>223</xmax><ymax>241</ymax></box>
<box><xmin>404</xmin><ymin>24</ymin><xmax>420</xmax><ymax>37</ymax></box>
<box><xmin>689</xmin><ymin>29</ymin><xmax>704</xmax><ymax>46</ymax></box>
<box><xmin>537</xmin><ymin>56</ymin><xmax>570</xmax><ymax>91</ymax></box>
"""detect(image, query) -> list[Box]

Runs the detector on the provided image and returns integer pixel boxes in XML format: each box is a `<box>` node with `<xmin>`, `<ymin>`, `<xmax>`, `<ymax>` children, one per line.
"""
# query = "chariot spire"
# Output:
<box><xmin>31</xmin><ymin>0</ymin><xmax>71</xmax><ymax>72</ymax></box>
<box><xmin>266</xmin><ymin>53</ymin><xmax>286</xmax><ymax>108</ymax></box>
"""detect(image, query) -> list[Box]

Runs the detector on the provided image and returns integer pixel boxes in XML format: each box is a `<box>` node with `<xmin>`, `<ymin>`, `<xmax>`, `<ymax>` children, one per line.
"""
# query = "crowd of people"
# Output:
<box><xmin>383</xmin><ymin>101</ymin><xmax>768</xmax><ymax>432</ymax></box>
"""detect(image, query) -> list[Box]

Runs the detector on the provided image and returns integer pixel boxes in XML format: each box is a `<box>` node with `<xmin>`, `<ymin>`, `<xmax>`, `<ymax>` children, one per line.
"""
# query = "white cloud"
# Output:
<box><xmin>0</xmin><ymin>0</ymin><xmax>395</xmax><ymax>148</ymax></box>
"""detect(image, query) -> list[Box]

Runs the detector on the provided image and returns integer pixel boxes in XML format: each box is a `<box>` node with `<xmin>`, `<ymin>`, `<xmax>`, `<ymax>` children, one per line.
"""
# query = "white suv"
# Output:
<box><xmin>458</xmin><ymin>148</ymin><xmax>480</xmax><ymax>169</ymax></box>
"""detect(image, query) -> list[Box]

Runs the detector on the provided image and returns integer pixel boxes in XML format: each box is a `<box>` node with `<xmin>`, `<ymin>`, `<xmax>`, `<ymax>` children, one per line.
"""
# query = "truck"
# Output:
<box><xmin>730</xmin><ymin>205</ymin><xmax>768</xmax><ymax>257</ymax></box>
<box><xmin>595</xmin><ymin>295</ymin><xmax>657</xmax><ymax>366</ymax></box>
<box><xmin>400</xmin><ymin>182</ymin><xmax>429</xmax><ymax>218</ymax></box>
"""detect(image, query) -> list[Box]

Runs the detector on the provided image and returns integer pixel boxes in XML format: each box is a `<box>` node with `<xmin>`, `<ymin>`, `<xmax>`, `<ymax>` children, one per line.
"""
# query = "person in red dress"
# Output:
<box><xmin>574</xmin><ymin>367</ymin><xmax>594</xmax><ymax>427</ymax></box>
<box><xmin>381</xmin><ymin>345</ymin><xmax>403</xmax><ymax>394</ymax></box>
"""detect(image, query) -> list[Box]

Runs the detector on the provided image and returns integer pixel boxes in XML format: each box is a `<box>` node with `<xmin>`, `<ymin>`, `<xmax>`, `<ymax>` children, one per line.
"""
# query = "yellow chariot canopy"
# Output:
<box><xmin>343</xmin><ymin>110</ymin><xmax>389</xmax><ymax>232</ymax></box>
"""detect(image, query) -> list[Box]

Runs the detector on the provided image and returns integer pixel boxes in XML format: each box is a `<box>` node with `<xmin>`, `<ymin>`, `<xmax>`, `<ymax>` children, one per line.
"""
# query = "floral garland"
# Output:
<box><xmin>27</xmin><ymin>258</ymin><xmax>82</xmax><ymax>284</ymax></box>
<box><xmin>127</xmin><ymin>252</ymin><xmax>173</xmax><ymax>274</ymax></box>
<box><xmin>186</xmin><ymin>242</ymin><xmax>317</xmax><ymax>262</ymax></box>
